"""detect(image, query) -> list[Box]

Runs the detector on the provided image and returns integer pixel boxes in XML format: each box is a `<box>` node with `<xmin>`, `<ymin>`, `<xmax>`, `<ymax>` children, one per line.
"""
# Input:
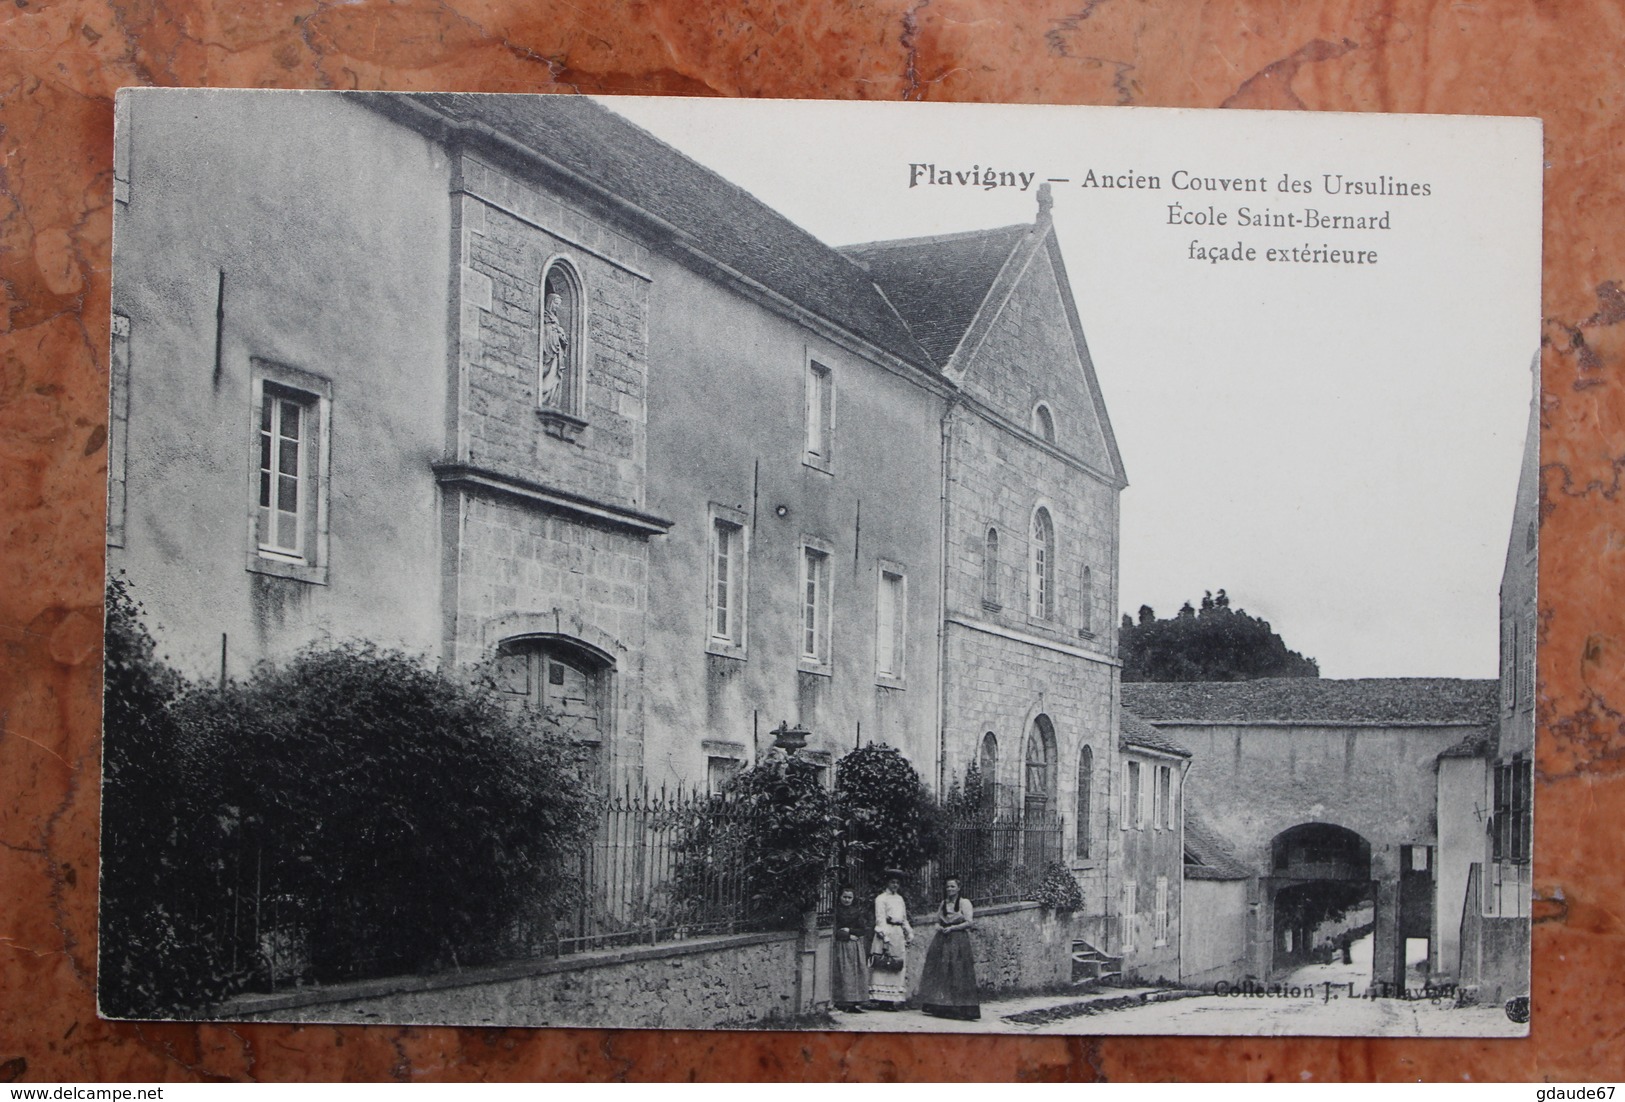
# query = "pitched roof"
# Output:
<box><xmin>367</xmin><ymin>92</ymin><xmax>938</xmax><ymax>372</ymax></box>
<box><xmin>1120</xmin><ymin>710</ymin><xmax>1190</xmax><ymax>757</ymax></box>
<box><xmin>838</xmin><ymin>225</ymin><xmax>1031</xmax><ymax>368</ymax></box>
<box><xmin>1437</xmin><ymin>726</ymin><xmax>1495</xmax><ymax>759</ymax></box>
<box><xmin>1121</xmin><ymin>678</ymin><xmax>1498</xmax><ymax>727</ymax></box>
<box><xmin>1183</xmin><ymin>811</ymin><xmax>1253</xmax><ymax>881</ymax></box>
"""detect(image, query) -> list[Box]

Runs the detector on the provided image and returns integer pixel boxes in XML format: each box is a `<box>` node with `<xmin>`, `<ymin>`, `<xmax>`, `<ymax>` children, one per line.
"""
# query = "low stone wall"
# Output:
<box><xmin>223</xmin><ymin>930</ymin><xmax>802</xmax><ymax>1030</ymax></box>
<box><xmin>810</xmin><ymin>902</ymin><xmax>1079</xmax><ymax>1004</ymax></box>
<box><xmin>224</xmin><ymin>903</ymin><xmax>1082</xmax><ymax>1028</ymax></box>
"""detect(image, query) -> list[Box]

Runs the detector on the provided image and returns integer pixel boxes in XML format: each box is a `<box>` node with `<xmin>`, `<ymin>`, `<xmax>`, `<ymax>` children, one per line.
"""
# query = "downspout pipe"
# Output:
<box><xmin>935</xmin><ymin>397</ymin><xmax>960</xmax><ymax>798</ymax></box>
<box><xmin>1178</xmin><ymin>755</ymin><xmax>1193</xmax><ymax>985</ymax></box>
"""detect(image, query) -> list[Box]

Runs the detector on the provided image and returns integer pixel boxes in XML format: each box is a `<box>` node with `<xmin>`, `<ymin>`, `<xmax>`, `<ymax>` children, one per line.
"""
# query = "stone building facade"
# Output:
<box><xmin>1115</xmin><ymin>714</ymin><xmax>1188</xmax><ymax>982</ymax></box>
<box><xmin>1123</xmin><ymin>678</ymin><xmax>1497</xmax><ymax>989</ymax></box>
<box><xmin>109</xmin><ymin>89</ymin><xmax>1127</xmax><ymax>900</ymax></box>
<box><xmin>1457</xmin><ymin>377</ymin><xmax>1538</xmax><ymax>1004</ymax></box>
<box><xmin>843</xmin><ymin>212</ymin><xmax>1128</xmax><ymax>944</ymax></box>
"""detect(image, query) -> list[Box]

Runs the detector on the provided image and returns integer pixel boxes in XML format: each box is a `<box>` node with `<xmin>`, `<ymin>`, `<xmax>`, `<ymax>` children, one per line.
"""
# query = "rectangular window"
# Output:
<box><xmin>876</xmin><ymin>564</ymin><xmax>906</xmax><ymax>681</ymax></box>
<box><xmin>1515</xmin><ymin>620</ymin><xmax>1533</xmax><ymax>706</ymax></box>
<box><xmin>714</xmin><ymin>524</ymin><xmax>735</xmax><ymax>636</ymax></box>
<box><xmin>1124</xmin><ymin>761</ymin><xmax>1141</xmax><ymax>830</ymax></box>
<box><xmin>804</xmin><ymin>360</ymin><xmax>833</xmax><ymax>469</ymax></box>
<box><xmin>248</xmin><ymin>364</ymin><xmax>330</xmax><ymax>584</ymax></box>
<box><xmin>1122</xmin><ymin>880</ymin><xmax>1138</xmax><ymax>953</ymax></box>
<box><xmin>800</xmin><ymin>542</ymin><xmax>832</xmax><ymax>669</ymax></box>
<box><xmin>1158</xmin><ymin>765</ymin><xmax>1173</xmax><ymax>830</ymax></box>
<box><xmin>1154</xmin><ymin>876</ymin><xmax>1169</xmax><ymax>947</ymax></box>
<box><xmin>707</xmin><ymin>756</ymin><xmax>741</xmax><ymax>795</ymax></box>
<box><xmin>1493</xmin><ymin>755</ymin><xmax>1533</xmax><ymax>865</ymax></box>
<box><xmin>706</xmin><ymin>505</ymin><xmax>749</xmax><ymax>657</ymax></box>
<box><xmin>258</xmin><ymin>390</ymin><xmax>310</xmax><ymax>559</ymax></box>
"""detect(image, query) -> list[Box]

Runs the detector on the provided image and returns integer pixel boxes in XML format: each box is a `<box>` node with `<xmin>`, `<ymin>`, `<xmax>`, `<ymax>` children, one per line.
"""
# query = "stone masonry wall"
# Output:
<box><xmin>1181</xmin><ymin>878</ymin><xmax>1251</xmax><ymax>988</ymax></box>
<box><xmin>237</xmin><ymin>906</ymin><xmax>1083</xmax><ymax>1029</ymax></box>
<box><xmin>231</xmin><ymin>932</ymin><xmax>802</xmax><ymax>1030</ymax></box>
<box><xmin>942</xmin><ymin>623</ymin><xmax>1116</xmax><ymax>914</ymax></box>
<box><xmin>910</xmin><ymin>902</ymin><xmax>1083</xmax><ymax>995</ymax></box>
<box><xmin>958</xmin><ymin>245</ymin><xmax>1115</xmax><ymax>479</ymax></box>
<box><xmin>442</xmin><ymin>152</ymin><xmax>661</xmax><ymax>785</ymax></box>
<box><xmin>948</xmin><ymin>409</ymin><xmax>1120</xmax><ymax>646</ymax></box>
<box><xmin>456</xmin><ymin>153</ymin><xmax>652</xmax><ymax>513</ymax></box>
<box><xmin>939</xmin><ymin>232</ymin><xmax>1123</xmax><ymax>927</ymax></box>
<box><xmin>809</xmin><ymin>902</ymin><xmax>1086</xmax><ymax>1004</ymax></box>
<box><xmin>448</xmin><ymin>493</ymin><xmax>650</xmax><ymax>779</ymax></box>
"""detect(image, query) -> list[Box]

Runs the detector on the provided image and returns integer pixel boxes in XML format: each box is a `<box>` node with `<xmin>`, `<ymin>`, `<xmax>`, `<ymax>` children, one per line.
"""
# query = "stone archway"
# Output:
<box><xmin>1265</xmin><ymin>823</ymin><xmax>1377</xmax><ymax>981</ymax></box>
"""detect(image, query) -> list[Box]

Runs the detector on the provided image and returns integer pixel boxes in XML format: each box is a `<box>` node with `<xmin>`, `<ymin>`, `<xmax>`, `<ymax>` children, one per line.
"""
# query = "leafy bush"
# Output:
<box><xmin>1029</xmin><ymin>861</ymin><xmax>1085</xmax><ymax>913</ymax></box>
<box><xmin>673</xmin><ymin>752</ymin><xmax>836</xmax><ymax>927</ymax></box>
<box><xmin>834</xmin><ymin>743</ymin><xmax>938</xmax><ymax>872</ymax></box>
<box><xmin>100</xmin><ymin>576</ymin><xmax>242</xmax><ymax>1016</ymax></box>
<box><xmin>207</xmin><ymin>643</ymin><xmax>597</xmax><ymax>980</ymax></box>
<box><xmin>98</xmin><ymin>580</ymin><xmax>597</xmax><ymax>1014</ymax></box>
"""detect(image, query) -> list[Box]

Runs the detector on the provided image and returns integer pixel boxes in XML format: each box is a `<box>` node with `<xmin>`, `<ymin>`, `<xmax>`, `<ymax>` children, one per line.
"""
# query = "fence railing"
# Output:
<box><xmin>224</xmin><ymin>788</ymin><xmax>1068</xmax><ymax>992</ymax></box>
<box><xmin>817</xmin><ymin>810</ymin><xmax>1065</xmax><ymax>922</ymax></box>
<box><xmin>548</xmin><ymin>786</ymin><xmax>765</xmax><ymax>955</ymax></box>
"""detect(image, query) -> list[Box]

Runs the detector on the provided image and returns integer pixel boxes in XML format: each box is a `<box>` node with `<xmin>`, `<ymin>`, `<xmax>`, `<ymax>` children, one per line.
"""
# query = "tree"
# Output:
<box><xmin>834</xmin><ymin>743</ymin><xmax>938</xmax><ymax>873</ymax></box>
<box><xmin>1118</xmin><ymin>590</ymin><xmax>1320</xmax><ymax>682</ymax></box>
<box><xmin>674</xmin><ymin>752</ymin><xmax>836</xmax><ymax>927</ymax></box>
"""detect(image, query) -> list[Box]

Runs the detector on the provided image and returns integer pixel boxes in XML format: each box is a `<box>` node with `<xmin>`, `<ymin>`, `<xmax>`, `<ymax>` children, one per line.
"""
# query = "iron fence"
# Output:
<box><xmin>817</xmin><ymin>810</ymin><xmax>1065</xmax><ymax>921</ymax></box>
<box><xmin>217</xmin><ymin>789</ymin><xmax>1066</xmax><ymax>993</ymax></box>
<box><xmin>548</xmin><ymin>785</ymin><xmax>766</xmax><ymax>955</ymax></box>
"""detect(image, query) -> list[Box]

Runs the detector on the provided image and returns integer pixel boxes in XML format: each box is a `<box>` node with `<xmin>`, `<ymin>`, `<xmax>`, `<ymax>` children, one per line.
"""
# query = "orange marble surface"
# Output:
<box><xmin>2</xmin><ymin>0</ymin><xmax>1621</xmax><ymax>1082</ymax></box>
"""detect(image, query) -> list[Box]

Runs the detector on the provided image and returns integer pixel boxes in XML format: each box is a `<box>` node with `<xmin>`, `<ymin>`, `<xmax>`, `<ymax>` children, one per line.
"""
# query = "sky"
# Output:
<box><xmin>604</xmin><ymin>97</ymin><xmax>1542</xmax><ymax>679</ymax></box>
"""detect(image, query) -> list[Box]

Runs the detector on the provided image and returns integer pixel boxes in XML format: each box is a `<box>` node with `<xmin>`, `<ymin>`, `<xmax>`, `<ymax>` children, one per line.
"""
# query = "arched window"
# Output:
<box><xmin>1024</xmin><ymin>715</ymin><xmax>1057</xmax><ymax>818</ymax></box>
<box><xmin>1033</xmin><ymin>402</ymin><xmax>1056</xmax><ymax>443</ymax></box>
<box><xmin>538</xmin><ymin>260</ymin><xmax>583</xmax><ymax>416</ymax></box>
<box><xmin>1075</xmin><ymin>745</ymin><xmax>1093</xmax><ymax>858</ymax></box>
<box><xmin>983</xmin><ymin>527</ymin><xmax>1000</xmax><ymax>607</ymax></box>
<box><xmin>1030</xmin><ymin>507</ymin><xmax>1055</xmax><ymax>619</ymax></box>
<box><xmin>1080</xmin><ymin>564</ymin><xmax>1094</xmax><ymax>635</ymax></box>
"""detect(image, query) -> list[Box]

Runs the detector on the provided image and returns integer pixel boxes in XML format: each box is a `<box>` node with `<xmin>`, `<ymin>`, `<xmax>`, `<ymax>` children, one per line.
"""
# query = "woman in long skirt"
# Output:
<box><xmin>917</xmin><ymin>876</ymin><xmax>980</xmax><ymax>1020</ymax></box>
<box><xmin>868</xmin><ymin>870</ymin><xmax>913</xmax><ymax>1010</ymax></box>
<box><xmin>830</xmin><ymin>885</ymin><xmax>870</xmax><ymax>1013</ymax></box>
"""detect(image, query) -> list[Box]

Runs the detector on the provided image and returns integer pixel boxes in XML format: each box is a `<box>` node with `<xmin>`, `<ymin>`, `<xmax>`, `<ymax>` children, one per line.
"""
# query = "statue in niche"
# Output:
<box><xmin>539</xmin><ymin>287</ymin><xmax>569</xmax><ymax>409</ymax></box>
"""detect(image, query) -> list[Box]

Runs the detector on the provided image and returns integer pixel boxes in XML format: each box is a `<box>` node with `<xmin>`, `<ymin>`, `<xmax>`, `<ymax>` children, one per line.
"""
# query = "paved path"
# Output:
<box><xmin>825</xmin><ymin>969</ymin><xmax>1524</xmax><ymax>1038</ymax></box>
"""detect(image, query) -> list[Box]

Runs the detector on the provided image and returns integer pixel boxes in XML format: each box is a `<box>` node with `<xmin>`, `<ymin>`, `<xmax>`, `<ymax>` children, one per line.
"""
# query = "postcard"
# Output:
<box><xmin>99</xmin><ymin>89</ymin><xmax>1539</xmax><ymax>1036</ymax></box>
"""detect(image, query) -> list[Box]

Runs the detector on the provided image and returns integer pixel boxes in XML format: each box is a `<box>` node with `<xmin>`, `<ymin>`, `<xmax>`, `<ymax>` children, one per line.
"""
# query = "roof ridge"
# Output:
<box><xmin>838</xmin><ymin>222</ymin><xmax>1031</xmax><ymax>254</ymax></box>
<box><xmin>569</xmin><ymin>98</ymin><xmax>921</xmax><ymax>304</ymax></box>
